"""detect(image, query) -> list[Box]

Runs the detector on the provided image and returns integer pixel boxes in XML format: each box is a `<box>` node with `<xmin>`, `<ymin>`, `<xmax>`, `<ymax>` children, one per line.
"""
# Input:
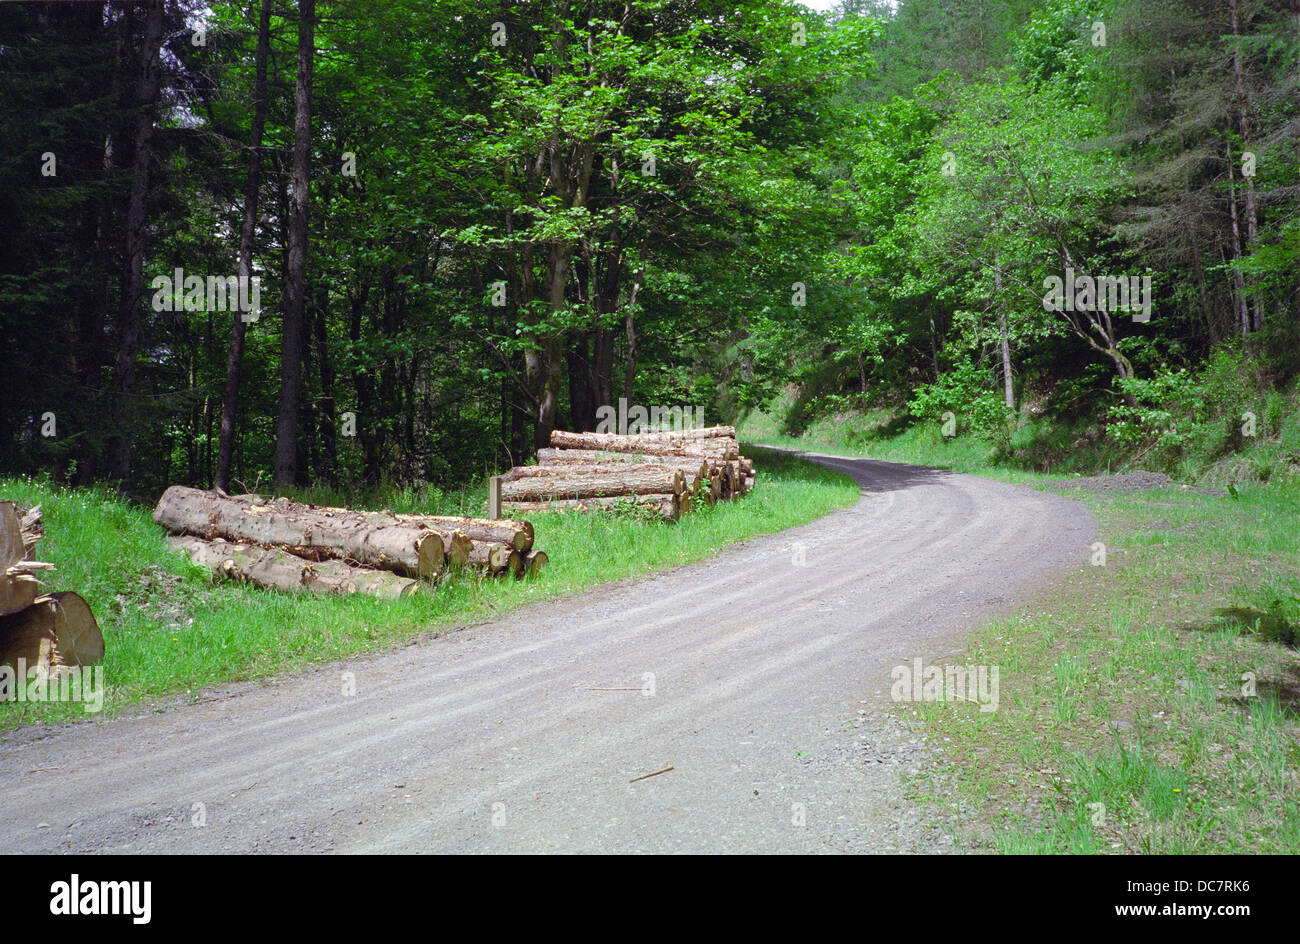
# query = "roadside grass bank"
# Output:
<box><xmin>0</xmin><ymin>447</ymin><xmax>857</xmax><ymax>728</ymax></box>
<box><xmin>738</xmin><ymin>395</ymin><xmax>1029</xmax><ymax>481</ymax></box>
<box><xmin>906</xmin><ymin>479</ymin><xmax>1300</xmax><ymax>853</ymax></box>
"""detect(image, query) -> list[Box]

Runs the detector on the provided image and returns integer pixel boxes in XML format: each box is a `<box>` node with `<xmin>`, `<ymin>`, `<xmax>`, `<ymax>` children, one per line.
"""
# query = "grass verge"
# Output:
<box><xmin>0</xmin><ymin>446</ymin><xmax>858</xmax><ymax>728</ymax></box>
<box><xmin>906</xmin><ymin>479</ymin><xmax>1300</xmax><ymax>853</ymax></box>
<box><xmin>739</xmin><ymin>399</ymin><xmax>1034</xmax><ymax>482</ymax></box>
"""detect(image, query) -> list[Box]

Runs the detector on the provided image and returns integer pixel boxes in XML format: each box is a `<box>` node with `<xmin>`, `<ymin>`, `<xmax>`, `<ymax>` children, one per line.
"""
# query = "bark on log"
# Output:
<box><xmin>550</xmin><ymin>430</ymin><xmax>738</xmax><ymax>461</ymax></box>
<box><xmin>504</xmin><ymin>493</ymin><xmax>680</xmax><ymax>520</ymax></box>
<box><xmin>535</xmin><ymin>449</ymin><xmax>716</xmax><ymax>480</ymax></box>
<box><xmin>637</xmin><ymin>424</ymin><xmax>735</xmax><ymax>440</ymax></box>
<box><xmin>501</xmin><ymin>468</ymin><xmax>684</xmax><ymax>501</ymax></box>
<box><xmin>237</xmin><ymin>498</ymin><xmax>481</xmax><ymax>567</ymax></box>
<box><xmin>507</xmin><ymin>462</ymin><xmax>692</xmax><ymax>480</ymax></box>
<box><xmin>153</xmin><ymin>486</ymin><xmax>444</xmax><ymax>578</ymax></box>
<box><xmin>169</xmin><ymin>534</ymin><xmax>309</xmax><ymax>587</ymax></box>
<box><xmin>0</xmin><ymin>592</ymin><xmax>104</xmax><ymax>670</ymax></box>
<box><xmin>536</xmin><ymin>448</ymin><xmax>714</xmax><ymax>470</ymax></box>
<box><xmin>303</xmin><ymin>560</ymin><xmax>422</xmax><ymax>599</ymax></box>
<box><xmin>168</xmin><ymin>535</ymin><xmax>420</xmax><ymax>599</ymax></box>
<box><xmin>391</xmin><ymin>514</ymin><xmax>534</xmax><ymax>553</ymax></box>
<box><xmin>588</xmin><ymin>425</ymin><xmax>736</xmax><ymax>442</ymax></box>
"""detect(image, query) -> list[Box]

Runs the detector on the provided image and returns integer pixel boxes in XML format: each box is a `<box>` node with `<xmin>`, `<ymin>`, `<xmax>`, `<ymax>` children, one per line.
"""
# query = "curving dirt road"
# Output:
<box><xmin>0</xmin><ymin>452</ymin><xmax>1093</xmax><ymax>854</ymax></box>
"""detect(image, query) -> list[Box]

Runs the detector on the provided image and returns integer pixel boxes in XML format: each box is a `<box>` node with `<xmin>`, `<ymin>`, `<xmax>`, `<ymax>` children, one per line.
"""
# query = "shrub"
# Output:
<box><xmin>907</xmin><ymin>360</ymin><xmax>1012</xmax><ymax>437</ymax></box>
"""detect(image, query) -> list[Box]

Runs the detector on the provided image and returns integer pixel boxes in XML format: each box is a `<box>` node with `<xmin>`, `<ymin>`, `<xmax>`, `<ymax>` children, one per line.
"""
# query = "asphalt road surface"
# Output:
<box><xmin>0</xmin><ymin>452</ymin><xmax>1094</xmax><ymax>854</ymax></box>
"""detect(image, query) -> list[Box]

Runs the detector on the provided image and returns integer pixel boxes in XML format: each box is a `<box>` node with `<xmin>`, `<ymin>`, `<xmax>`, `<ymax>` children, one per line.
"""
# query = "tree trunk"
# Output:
<box><xmin>994</xmin><ymin>263</ymin><xmax>1014</xmax><ymax>410</ymax></box>
<box><xmin>1225</xmin><ymin>141</ymin><xmax>1250</xmax><ymax>340</ymax></box>
<box><xmin>624</xmin><ymin>272</ymin><xmax>641</xmax><ymax>400</ymax></box>
<box><xmin>313</xmin><ymin>285</ymin><xmax>337</xmax><ymax>481</ymax></box>
<box><xmin>1228</xmin><ymin>0</ymin><xmax>1263</xmax><ymax>332</ymax></box>
<box><xmin>275</xmin><ymin>0</ymin><xmax>315</xmax><ymax>486</ymax></box>
<box><xmin>215</xmin><ymin>0</ymin><xmax>272</xmax><ymax>493</ymax></box>
<box><xmin>105</xmin><ymin>0</ymin><xmax>165</xmax><ymax>482</ymax></box>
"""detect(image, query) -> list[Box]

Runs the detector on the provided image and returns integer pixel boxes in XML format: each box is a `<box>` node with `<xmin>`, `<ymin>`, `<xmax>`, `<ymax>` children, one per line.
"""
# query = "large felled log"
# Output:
<box><xmin>231</xmin><ymin>496</ymin><xmax>476</xmax><ymax>568</ymax></box>
<box><xmin>550</xmin><ymin>430</ymin><xmax>739</xmax><ymax>461</ymax></box>
<box><xmin>506</xmin><ymin>462</ymin><xmax>693</xmax><ymax>480</ymax></box>
<box><xmin>391</xmin><ymin>514</ymin><xmax>534</xmax><ymax>553</ymax></box>
<box><xmin>1</xmin><ymin>502</ymin><xmax>54</xmax><ymax>616</ymax></box>
<box><xmin>170</xmin><ymin>534</ymin><xmax>309</xmax><ymax>589</ymax></box>
<box><xmin>501</xmin><ymin>468</ymin><xmax>684</xmax><ymax>502</ymax></box>
<box><xmin>534</xmin><ymin>452</ymin><xmax>715</xmax><ymax>494</ymax></box>
<box><xmin>168</xmin><ymin>535</ymin><xmax>420</xmax><ymax>599</ymax></box>
<box><xmin>536</xmin><ymin>448</ymin><xmax>710</xmax><ymax>469</ymax></box>
<box><xmin>0</xmin><ymin>591</ymin><xmax>104</xmax><ymax>670</ymax></box>
<box><xmin>504</xmin><ymin>492</ymin><xmax>681</xmax><ymax>521</ymax></box>
<box><xmin>535</xmin><ymin>448</ymin><xmax>716</xmax><ymax>476</ymax></box>
<box><xmin>303</xmin><ymin>560</ymin><xmax>422</xmax><ymax>599</ymax></box>
<box><xmin>154</xmin><ymin>486</ymin><xmax>443</xmax><ymax>578</ymax></box>
<box><xmin>599</xmin><ymin>425</ymin><xmax>736</xmax><ymax>442</ymax></box>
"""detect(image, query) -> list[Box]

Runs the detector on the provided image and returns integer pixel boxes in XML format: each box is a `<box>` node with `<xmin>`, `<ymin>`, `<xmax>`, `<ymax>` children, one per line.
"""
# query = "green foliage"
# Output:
<box><xmin>907</xmin><ymin>361</ymin><xmax>1011</xmax><ymax>436</ymax></box>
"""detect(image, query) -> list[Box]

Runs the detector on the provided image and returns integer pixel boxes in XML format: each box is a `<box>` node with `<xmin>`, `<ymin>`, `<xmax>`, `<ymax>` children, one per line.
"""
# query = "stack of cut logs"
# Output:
<box><xmin>502</xmin><ymin>426</ymin><xmax>754</xmax><ymax>521</ymax></box>
<box><xmin>154</xmin><ymin>487</ymin><xmax>546</xmax><ymax>600</ymax></box>
<box><xmin>0</xmin><ymin>501</ymin><xmax>105</xmax><ymax>671</ymax></box>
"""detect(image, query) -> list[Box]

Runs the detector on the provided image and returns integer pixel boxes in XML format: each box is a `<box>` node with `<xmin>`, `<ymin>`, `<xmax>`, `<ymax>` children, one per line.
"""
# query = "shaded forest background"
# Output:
<box><xmin>1</xmin><ymin>0</ymin><xmax>1296</xmax><ymax>496</ymax></box>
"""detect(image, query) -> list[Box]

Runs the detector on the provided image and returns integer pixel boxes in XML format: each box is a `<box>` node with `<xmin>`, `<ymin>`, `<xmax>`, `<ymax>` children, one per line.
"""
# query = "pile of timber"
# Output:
<box><xmin>0</xmin><ymin>501</ymin><xmax>105</xmax><ymax>672</ymax></box>
<box><xmin>153</xmin><ymin>486</ymin><xmax>546</xmax><ymax>600</ymax></box>
<box><xmin>502</xmin><ymin>425</ymin><xmax>755</xmax><ymax>521</ymax></box>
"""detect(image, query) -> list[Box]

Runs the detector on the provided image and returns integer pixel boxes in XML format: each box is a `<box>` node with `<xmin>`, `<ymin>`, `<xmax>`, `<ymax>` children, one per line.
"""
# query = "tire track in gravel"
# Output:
<box><xmin>0</xmin><ymin>452</ymin><xmax>1093</xmax><ymax>854</ymax></box>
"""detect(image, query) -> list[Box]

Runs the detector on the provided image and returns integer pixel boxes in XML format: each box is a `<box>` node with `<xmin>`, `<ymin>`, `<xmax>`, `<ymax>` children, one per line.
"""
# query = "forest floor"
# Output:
<box><xmin>0</xmin><ymin>453</ymin><xmax>1092</xmax><ymax>853</ymax></box>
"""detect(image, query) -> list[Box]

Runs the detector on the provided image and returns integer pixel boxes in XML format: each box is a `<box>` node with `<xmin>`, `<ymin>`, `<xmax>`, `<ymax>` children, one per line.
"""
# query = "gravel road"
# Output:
<box><xmin>0</xmin><ymin>452</ymin><xmax>1094</xmax><ymax>854</ymax></box>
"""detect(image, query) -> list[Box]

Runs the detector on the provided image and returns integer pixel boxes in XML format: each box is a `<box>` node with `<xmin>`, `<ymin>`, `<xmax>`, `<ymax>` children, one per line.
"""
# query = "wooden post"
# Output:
<box><xmin>488</xmin><ymin>475</ymin><xmax>502</xmax><ymax>520</ymax></box>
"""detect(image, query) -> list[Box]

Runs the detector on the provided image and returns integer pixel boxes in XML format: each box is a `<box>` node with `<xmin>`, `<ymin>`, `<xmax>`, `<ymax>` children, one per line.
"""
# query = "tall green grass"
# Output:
<box><xmin>0</xmin><ymin>447</ymin><xmax>858</xmax><ymax>726</ymax></box>
<box><xmin>910</xmin><ymin>479</ymin><xmax>1300</xmax><ymax>853</ymax></box>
